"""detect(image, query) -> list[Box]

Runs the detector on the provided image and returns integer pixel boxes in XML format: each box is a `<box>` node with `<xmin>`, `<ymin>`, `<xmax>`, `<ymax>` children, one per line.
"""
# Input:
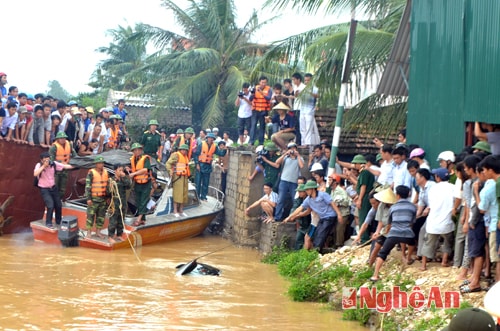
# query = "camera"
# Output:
<box><xmin>255</xmin><ymin>148</ymin><xmax>269</xmax><ymax>165</ymax></box>
<box><xmin>238</xmin><ymin>91</ymin><xmax>244</xmax><ymax>98</ymax></box>
<box><xmin>250</xmin><ymin>87</ymin><xmax>256</xmax><ymax>94</ymax></box>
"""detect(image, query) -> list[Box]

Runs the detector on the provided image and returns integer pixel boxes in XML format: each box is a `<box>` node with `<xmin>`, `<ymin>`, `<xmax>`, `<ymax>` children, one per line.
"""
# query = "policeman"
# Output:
<box><xmin>85</xmin><ymin>156</ymin><xmax>110</xmax><ymax>239</ymax></box>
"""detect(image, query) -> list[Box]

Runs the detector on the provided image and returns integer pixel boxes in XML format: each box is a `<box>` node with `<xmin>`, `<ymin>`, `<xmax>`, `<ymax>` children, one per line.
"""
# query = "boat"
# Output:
<box><xmin>30</xmin><ymin>150</ymin><xmax>224</xmax><ymax>250</ymax></box>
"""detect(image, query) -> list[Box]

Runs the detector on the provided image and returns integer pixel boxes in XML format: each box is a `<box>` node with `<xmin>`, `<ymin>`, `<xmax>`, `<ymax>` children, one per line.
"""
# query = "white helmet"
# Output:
<box><xmin>311</xmin><ymin>163</ymin><xmax>324</xmax><ymax>172</ymax></box>
<box><xmin>437</xmin><ymin>151</ymin><xmax>455</xmax><ymax>163</ymax></box>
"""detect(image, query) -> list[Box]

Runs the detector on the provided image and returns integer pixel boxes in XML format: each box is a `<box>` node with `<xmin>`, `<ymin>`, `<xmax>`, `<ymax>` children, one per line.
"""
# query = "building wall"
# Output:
<box><xmin>407</xmin><ymin>0</ymin><xmax>500</xmax><ymax>165</ymax></box>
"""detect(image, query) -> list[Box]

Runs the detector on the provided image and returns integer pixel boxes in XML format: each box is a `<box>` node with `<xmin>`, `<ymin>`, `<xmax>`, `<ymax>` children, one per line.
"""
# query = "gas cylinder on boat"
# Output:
<box><xmin>58</xmin><ymin>216</ymin><xmax>79</xmax><ymax>247</ymax></box>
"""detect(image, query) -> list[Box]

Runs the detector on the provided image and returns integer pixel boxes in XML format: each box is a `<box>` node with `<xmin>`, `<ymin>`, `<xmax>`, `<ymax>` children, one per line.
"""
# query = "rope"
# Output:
<box><xmin>108</xmin><ymin>178</ymin><xmax>142</xmax><ymax>263</ymax></box>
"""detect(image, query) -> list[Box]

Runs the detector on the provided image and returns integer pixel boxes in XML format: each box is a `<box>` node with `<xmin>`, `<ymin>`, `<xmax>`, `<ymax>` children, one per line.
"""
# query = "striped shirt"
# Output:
<box><xmin>387</xmin><ymin>199</ymin><xmax>417</xmax><ymax>238</ymax></box>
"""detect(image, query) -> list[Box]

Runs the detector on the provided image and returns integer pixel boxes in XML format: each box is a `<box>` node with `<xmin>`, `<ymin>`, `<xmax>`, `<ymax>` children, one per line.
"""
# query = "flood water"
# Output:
<box><xmin>0</xmin><ymin>233</ymin><xmax>366</xmax><ymax>330</ymax></box>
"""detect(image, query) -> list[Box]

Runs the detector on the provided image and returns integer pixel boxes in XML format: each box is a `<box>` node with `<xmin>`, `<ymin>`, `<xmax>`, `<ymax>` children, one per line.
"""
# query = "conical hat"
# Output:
<box><xmin>484</xmin><ymin>281</ymin><xmax>500</xmax><ymax>318</ymax></box>
<box><xmin>373</xmin><ymin>188</ymin><xmax>397</xmax><ymax>204</ymax></box>
<box><xmin>273</xmin><ymin>102</ymin><xmax>290</xmax><ymax>110</ymax></box>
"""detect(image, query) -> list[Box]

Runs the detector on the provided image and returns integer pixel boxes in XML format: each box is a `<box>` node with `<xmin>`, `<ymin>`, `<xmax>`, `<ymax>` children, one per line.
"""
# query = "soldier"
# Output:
<box><xmin>49</xmin><ymin>131</ymin><xmax>76</xmax><ymax>199</ymax></box>
<box><xmin>141</xmin><ymin>119</ymin><xmax>163</xmax><ymax>160</ymax></box>
<box><xmin>85</xmin><ymin>156</ymin><xmax>110</xmax><ymax>239</ymax></box>
<box><xmin>173</xmin><ymin>127</ymin><xmax>195</xmax><ymax>159</ymax></box>
<box><xmin>166</xmin><ymin>144</ymin><xmax>191</xmax><ymax>217</ymax></box>
<box><xmin>127</xmin><ymin>143</ymin><xmax>152</xmax><ymax>226</ymax></box>
<box><xmin>194</xmin><ymin>132</ymin><xmax>227</xmax><ymax>201</ymax></box>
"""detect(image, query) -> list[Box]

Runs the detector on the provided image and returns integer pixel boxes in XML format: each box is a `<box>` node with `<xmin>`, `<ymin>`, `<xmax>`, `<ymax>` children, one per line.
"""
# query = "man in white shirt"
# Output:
<box><xmin>293</xmin><ymin>72</ymin><xmax>320</xmax><ymax>150</ymax></box>
<box><xmin>52</xmin><ymin>100</ymin><xmax>71</xmax><ymax>133</ymax></box>
<box><xmin>420</xmin><ymin>168</ymin><xmax>455</xmax><ymax>271</ymax></box>
<box><xmin>235</xmin><ymin>83</ymin><xmax>252</xmax><ymax>145</ymax></box>
<box><xmin>0</xmin><ymin>102</ymin><xmax>18</xmax><ymax>141</ymax></box>
<box><xmin>391</xmin><ymin>146</ymin><xmax>412</xmax><ymax>192</ymax></box>
<box><xmin>245</xmin><ymin>182</ymin><xmax>278</xmax><ymax>223</ymax></box>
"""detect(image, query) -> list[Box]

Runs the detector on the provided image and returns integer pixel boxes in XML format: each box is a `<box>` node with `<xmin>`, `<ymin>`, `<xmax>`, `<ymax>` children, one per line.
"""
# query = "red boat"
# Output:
<box><xmin>29</xmin><ymin>150</ymin><xmax>224</xmax><ymax>250</ymax></box>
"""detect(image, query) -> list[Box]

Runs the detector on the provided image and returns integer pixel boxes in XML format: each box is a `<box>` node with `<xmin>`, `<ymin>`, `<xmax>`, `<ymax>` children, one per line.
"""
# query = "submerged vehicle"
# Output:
<box><xmin>30</xmin><ymin>150</ymin><xmax>224</xmax><ymax>250</ymax></box>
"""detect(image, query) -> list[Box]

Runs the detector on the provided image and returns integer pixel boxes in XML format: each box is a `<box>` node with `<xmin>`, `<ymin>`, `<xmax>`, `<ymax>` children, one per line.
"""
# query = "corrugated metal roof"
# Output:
<box><xmin>106</xmin><ymin>89</ymin><xmax>191</xmax><ymax>111</ymax></box>
<box><xmin>376</xmin><ymin>0</ymin><xmax>411</xmax><ymax>97</ymax></box>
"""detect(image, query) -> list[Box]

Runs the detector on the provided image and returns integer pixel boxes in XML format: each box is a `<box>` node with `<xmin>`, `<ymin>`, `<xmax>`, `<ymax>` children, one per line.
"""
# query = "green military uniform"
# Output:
<box><xmin>194</xmin><ymin>133</ymin><xmax>227</xmax><ymax>200</ymax></box>
<box><xmin>85</xmin><ymin>162</ymin><xmax>110</xmax><ymax>230</ymax></box>
<box><xmin>260</xmin><ymin>143</ymin><xmax>281</xmax><ymax>193</ymax></box>
<box><xmin>49</xmin><ymin>132</ymin><xmax>77</xmax><ymax>199</ymax></box>
<box><xmin>130</xmin><ymin>143</ymin><xmax>152</xmax><ymax>222</ymax></box>
<box><xmin>109</xmin><ymin>175</ymin><xmax>131</xmax><ymax>237</ymax></box>
<box><xmin>141</xmin><ymin>130</ymin><xmax>162</xmax><ymax>158</ymax></box>
<box><xmin>292</xmin><ymin>185</ymin><xmax>312</xmax><ymax>250</ymax></box>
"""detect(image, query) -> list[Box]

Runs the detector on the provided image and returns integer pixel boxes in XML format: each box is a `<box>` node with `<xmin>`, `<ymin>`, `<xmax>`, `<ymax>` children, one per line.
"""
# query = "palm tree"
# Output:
<box><xmin>257</xmin><ymin>0</ymin><xmax>407</xmax><ymax>138</ymax></box>
<box><xmin>130</xmin><ymin>0</ymin><xmax>269</xmax><ymax>128</ymax></box>
<box><xmin>90</xmin><ymin>24</ymin><xmax>149</xmax><ymax>91</ymax></box>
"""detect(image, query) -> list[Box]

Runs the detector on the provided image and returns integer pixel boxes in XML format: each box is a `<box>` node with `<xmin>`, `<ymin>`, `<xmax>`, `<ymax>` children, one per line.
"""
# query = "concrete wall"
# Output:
<box><xmin>210</xmin><ymin>148</ymin><xmax>299</xmax><ymax>253</ymax></box>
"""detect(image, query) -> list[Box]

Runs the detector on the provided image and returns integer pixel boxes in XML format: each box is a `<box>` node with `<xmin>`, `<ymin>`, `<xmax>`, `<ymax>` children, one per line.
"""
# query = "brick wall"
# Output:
<box><xmin>210</xmin><ymin>148</ymin><xmax>301</xmax><ymax>253</ymax></box>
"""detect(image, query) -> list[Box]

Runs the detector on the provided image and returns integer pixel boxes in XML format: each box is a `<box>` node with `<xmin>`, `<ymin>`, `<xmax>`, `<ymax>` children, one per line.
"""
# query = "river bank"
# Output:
<box><xmin>264</xmin><ymin>242</ymin><xmax>492</xmax><ymax>331</ymax></box>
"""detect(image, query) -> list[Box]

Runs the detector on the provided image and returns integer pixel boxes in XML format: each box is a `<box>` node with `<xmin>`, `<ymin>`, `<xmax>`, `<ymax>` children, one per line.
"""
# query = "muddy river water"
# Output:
<box><xmin>0</xmin><ymin>233</ymin><xmax>366</xmax><ymax>330</ymax></box>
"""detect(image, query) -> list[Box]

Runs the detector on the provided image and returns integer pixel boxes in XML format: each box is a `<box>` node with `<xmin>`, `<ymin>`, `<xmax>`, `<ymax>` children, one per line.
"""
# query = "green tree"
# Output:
<box><xmin>46</xmin><ymin>80</ymin><xmax>71</xmax><ymax>101</ymax></box>
<box><xmin>90</xmin><ymin>24</ymin><xmax>148</xmax><ymax>91</ymax></box>
<box><xmin>131</xmin><ymin>0</ymin><xmax>268</xmax><ymax>128</ymax></box>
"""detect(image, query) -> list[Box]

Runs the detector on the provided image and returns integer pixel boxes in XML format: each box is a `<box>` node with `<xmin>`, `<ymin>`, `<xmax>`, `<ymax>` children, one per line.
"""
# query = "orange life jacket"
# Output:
<box><xmin>175</xmin><ymin>151</ymin><xmax>191</xmax><ymax>176</ymax></box>
<box><xmin>252</xmin><ymin>85</ymin><xmax>271</xmax><ymax>111</ymax></box>
<box><xmin>130</xmin><ymin>155</ymin><xmax>151</xmax><ymax>184</ymax></box>
<box><xmin>54</xmin><ymin>141</ymin><xmax>71</xmax><ymax>164</ymax></box>
<box><xmin>107</xmin><ymin>125</ymin><xmax>119</xmax><ymax>149</ymax></box>
<box><xmin>178</xmin><ymin>136</ymin><xmax>193</xmax><ymax>159</ymax></box>
<box><xmin>90</xmin><ymin>168</ymin><xmax>109</xmax><ymax>197</ymax></box>
<box><xmin>198</xmin><ymin>141</ymin><xmax>216</xmax><ymax>164</ymax></box>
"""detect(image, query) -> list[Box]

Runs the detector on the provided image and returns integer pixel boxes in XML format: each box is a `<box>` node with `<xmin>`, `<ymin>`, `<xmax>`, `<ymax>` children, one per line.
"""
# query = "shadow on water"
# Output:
<box><xmin>0</xmin><ymin>233</ymin><xmax>366</xmax><ymax>330</ymax></box>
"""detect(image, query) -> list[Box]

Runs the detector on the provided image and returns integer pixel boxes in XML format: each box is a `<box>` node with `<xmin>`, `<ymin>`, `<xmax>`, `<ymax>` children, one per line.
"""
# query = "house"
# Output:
<box><xmin>106</xmin><ymin>89</ymin><xmax>192</xmax><ymax>133</ymax></box>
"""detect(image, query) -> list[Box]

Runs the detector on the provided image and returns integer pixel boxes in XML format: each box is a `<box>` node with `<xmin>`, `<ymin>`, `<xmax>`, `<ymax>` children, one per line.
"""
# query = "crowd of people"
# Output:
<box><xmin>246</xmin><ymin>126</ymin><xmax>500</xmax><ymax>296</ymax></box>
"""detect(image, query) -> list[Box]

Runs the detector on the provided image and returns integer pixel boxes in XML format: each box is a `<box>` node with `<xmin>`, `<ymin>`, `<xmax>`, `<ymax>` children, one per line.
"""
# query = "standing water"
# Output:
<box><xmin>0</xmin><ymin>233</ymin><xmax>366</xmax><ymax>330</ymax></box>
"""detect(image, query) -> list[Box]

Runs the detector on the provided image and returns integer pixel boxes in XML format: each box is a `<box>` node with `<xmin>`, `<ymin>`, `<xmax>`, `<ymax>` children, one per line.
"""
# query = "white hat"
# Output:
<box><xmin>310</xmin><ymin>163</ymin><xmax>323</xmax><ymax>172</ymax></box>
<box><xmin>212</xmin><ymin>127</ymin><xmax>219</xmax><ymax>132</ymax></box>
<box><xmin>437</xmin><ymin>151</ymin><xmax>455</xmax><ymax>163</ymax></box>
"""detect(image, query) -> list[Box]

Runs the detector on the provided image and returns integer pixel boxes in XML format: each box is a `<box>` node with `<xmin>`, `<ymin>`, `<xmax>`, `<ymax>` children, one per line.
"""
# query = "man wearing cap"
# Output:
<box><xmin>166</xmin><ymin>144</ymin><xmax>191</xmax><ymax>217</ymax></box>
<box><xmin>420</xmin><ymin>167</ymin><xmax>455</xmax><ymax>271</ymax></box>
<box><xmin>85</xmin><ymin>156</ymin><xmax>110</xmax><ymax>239</ymax></box>
<box><xmin>34</xmin><ymin>152</ymin><xmax>75</xmax><ymax>229</ymax></box>
<box><xmin>212</xmin><ymin>127</ymin><xmax>222</xmax><ymax>143</ymax></box>
<box><xmin>442</xmin><ymin>307</ymin><xmax>496</xmax><ymax>331</ymax></box>
<box><xmin>274</xmin><ymin>142</ymin><xmax>304</xmax><ymax>222</ymax></box>
<box><xmin>173</xmin><ymin>127</ymin><xmax>195</xmax><ymax>159</ymax></box>
<box><xmin>141</xmin><ymin>120</ymin><xmax>163</xmax><ymax>160</ymax></box>
<box><xmin>285</xmin><ymin>180</ymin><xmax>343</xmax><ymax>252</ymax></box>
<box><xmin>351</xmin><ymin>154</ymin><xmax>375</xmax><ymax>243</ymax></box>
<box><xmin>270</xmin><ymin>102</ymin><xmax>295</xmax><ymax>150</ymax></box>
<box><xmin>472</xmin><ymin>140</ymin><xmax>492</xmax><ymax>155</ymax></box>
<box><xmin>248</xmin><ymin>142</ymin><xmax>281</xmax><ymax>192</ymax></box>
<box><xmin>0</xmin><ymin>102</ymin><xmax>18</xmax><ymax>141</ymax></box>
<box><xmin>127</xmin><ymin>143</ymin><xmax>152</xmax><ymax>225</ymax></box>
<box><xmin>288</xmin><ymin>183</ymin><xmax>311</xmax><ymax>249</ymax></box>
<box><xmin>49</xmin><ymin>131</ymin><xmax>76</xmax><ymax>199</ymax></box>
<box><xmin>194</xmin><ymin>132</ymin><xmax>227</xmax><ymax>201</ymax></box>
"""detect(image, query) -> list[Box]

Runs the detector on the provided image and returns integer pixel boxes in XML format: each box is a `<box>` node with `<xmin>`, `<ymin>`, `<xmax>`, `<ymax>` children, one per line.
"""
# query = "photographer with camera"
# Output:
<box><xmin>248</xmin><ymin>142</ymin><xmax>281</xmax><ymax>192</ymax></box>
<box><xmin>249</xmin><ymin>76</ymin><xmax>272</xmax><ymax>146</ymax></box>
<box><xmin>34</xmin><ymin>151</ymin><xmax>75</xmax><ymax>229</ymax></box>
<box><xmin>235</xmin><ymin>83</ymin><xmax>252</xmax><ymax>145</ymax></box>
<box><xmin>274</xmin><ymin>142</ymin><xmax>304</xmax><ymax>222</ymax></box>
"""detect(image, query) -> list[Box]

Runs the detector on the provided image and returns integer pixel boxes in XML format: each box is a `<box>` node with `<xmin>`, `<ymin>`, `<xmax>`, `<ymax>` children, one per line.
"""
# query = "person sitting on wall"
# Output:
<box><xmin>245</xmin><ymin>182</ymin><xmax>278</xmax><ymax>223</ymax></box>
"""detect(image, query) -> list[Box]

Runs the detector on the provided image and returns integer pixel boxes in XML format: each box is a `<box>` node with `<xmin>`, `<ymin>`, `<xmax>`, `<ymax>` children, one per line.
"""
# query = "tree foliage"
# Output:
<box><xmin>46</xmin><ymin>80</ymin><xmax>71</xmax><ymax>101</ymax></box>
<box><xmin>127</xmin><ymin>0</ymin><xmax>270</xmax><ymax>128</ymax></box>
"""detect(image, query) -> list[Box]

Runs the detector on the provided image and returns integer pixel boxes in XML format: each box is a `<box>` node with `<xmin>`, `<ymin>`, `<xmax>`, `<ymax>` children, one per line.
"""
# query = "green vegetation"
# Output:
<box><xmin>342</xmin><ymin>305</ymin><xmax>372</xmax><ymax>325</ymax></box>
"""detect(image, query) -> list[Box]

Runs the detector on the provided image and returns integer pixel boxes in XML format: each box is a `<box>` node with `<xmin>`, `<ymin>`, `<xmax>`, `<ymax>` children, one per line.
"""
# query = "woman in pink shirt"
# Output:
<box><xmin>33</xmin><ymin>152</ymin><xmax>74</xmax><ymax>228</ymax></box>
